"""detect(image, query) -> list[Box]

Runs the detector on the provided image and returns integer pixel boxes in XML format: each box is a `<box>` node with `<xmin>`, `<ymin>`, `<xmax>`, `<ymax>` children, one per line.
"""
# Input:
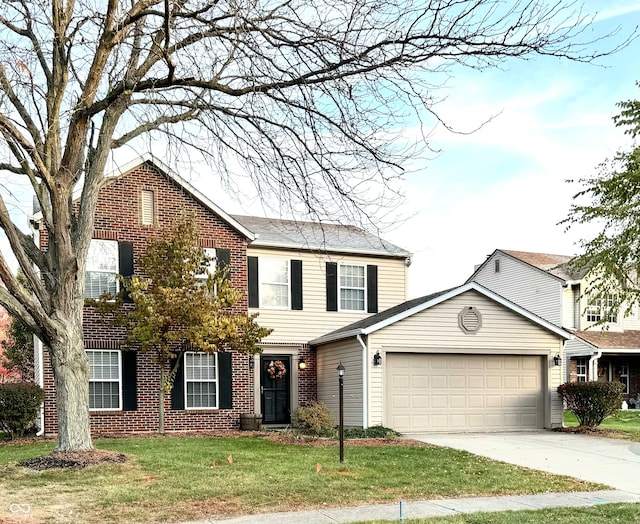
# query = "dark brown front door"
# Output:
<box><xmin>260</xmin><ymin>356</ymin><xmax>291</xmax><ymax>424</ymax></box>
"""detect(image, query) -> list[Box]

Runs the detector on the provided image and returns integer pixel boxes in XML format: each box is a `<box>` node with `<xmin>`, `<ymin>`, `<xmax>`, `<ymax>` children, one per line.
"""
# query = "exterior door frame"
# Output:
<box><xmin>260</xmin><ymin>354</ymin><xmax>292</xmax><ymax>424</ymax></box>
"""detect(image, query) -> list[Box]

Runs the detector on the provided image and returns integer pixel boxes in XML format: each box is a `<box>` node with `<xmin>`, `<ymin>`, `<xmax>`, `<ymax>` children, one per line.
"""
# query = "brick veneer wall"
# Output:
<box><xmin>40</xmin><ymin>161</ymin><xmax>255</xmax><ymax>434</ymax></box>
<box><xmin>296</xmin><ymin>344</ymin><xmax>318</xmax><ymax>407</ymax></box>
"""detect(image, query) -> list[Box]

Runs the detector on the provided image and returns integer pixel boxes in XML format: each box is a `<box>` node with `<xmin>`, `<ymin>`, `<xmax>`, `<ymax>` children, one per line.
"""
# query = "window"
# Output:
<box><xmin>339</xmin><ymin>264</ymin><xmax>365</xmax><ymax>311</ymax></box>
<box><xmin>576</xmin><ymin>357</ymin><xmax>587</xmax><ymax>382</ymax></box>
<box><xmin>195</xmin><ymin>248</ymin><xmax>217</xmax><ymax>281</ymax></box>
<box><xmin>259</xmin><ymin>258</ymin><xmax>290</xmax><ymax>309</ymax></box>
<box><xmin>88</xmin><ymin>350</ymin><xmax>121</xmax><ymax>410</ymax></box>
<box><xmin>586</xmin><ymin>296</ymin><xmax>618</xmax><ymax>323</ymax></box>
<box><xmin>494</xmin><ymin>259</ymin><xmax>500</xmax><ymax>273</ymax></box>
<box><xmin>185</xmin><ymin>352</ymin><xmax>218</xmax><ymax>409</ymax></box>
<box><xmin>618</xmin><ymin>364</ymin><xmax>629</xmax><ymax>394</ymax></box>
<box><xmin>85</xmin><ymin>239</ymin><xmax>119</xmax><ymax>299</ymax></box>
<box><xmin>141</xmin><ymin>190</ymin><xmax>155</xmax><ymax>226</ymax></box>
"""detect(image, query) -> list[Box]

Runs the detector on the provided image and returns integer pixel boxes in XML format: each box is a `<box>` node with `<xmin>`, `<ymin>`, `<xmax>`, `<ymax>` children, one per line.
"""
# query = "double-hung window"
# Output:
<box><xmin>339</xmin><ymin>264</ymin><xmax>365</xmax><ymax>311</ymax></box>
<box><xmin>195</xmin><ymin>248</ymin><xmax>217</xmax><ymax>282</ymax></box>
<box><xmin>85</xmin><ymin>239</ymin><xmax>119</xmax><ymax>299</ymax></box>
<box><xmin>88</xmin><ymin>350</ymin><xmax>122</xmax><ymax>410</ymax></box>
<box><xmin>185</xmin><ymin>352</ymin><xmax>218</xmax><ymax>409</ymax></box>
<box><xmin>576</xmin><ymin>357</ymin><xmax>587</xmax><ymax>382</ymax></box>
<box><xmin>259</xmin><ymin>258</ymin><xmax>290</xmax><ymax>309</ymax></box>
<box><xmin>586</xmin><ymin>296</ymin><xmax>618</xmax><ymax>323</ymax></box>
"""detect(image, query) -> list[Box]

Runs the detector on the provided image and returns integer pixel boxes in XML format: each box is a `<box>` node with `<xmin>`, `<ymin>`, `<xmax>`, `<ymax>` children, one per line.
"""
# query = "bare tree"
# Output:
<box><xmin>0</xmin><ymin>0</ymin><xmax>628</xmax><ymax>451</ymax></box>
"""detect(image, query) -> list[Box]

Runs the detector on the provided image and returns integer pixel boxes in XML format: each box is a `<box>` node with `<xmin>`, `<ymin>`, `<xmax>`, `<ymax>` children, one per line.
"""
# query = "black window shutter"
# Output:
<box><xmin>121</xmin><ymin>350</ymin><xmax>137</xmax><ymax>411</ymax></box>
<box><xmin>367</xmin><ymin>265</ymin><xmax>378</xmax><ymax>313</ymax></box>
<box><xmin>248</xmin><ymin>256</ymin><xmax>259</xmax><ymax>308</ymax></box>
<box><xmin>291</xmin><ymin>259</ymin><xmax>303</xmax><ymax>310</ymax></box>
<box><xmin>218</xmin><ymin>352</ymin><xmax>232</xmax><ymax>409</ymax></box>
<box><xmin>216</xmin><ymin>248</ymin><xmax>231</xmax><ymax>281</ymax></box>
<box><xmin>118</xmin><ymin>242</ymin><xmax>134</xmax><ymax>303</ymax></box>
<box><xmin>326</xmin><ymin>262</ymin><xmax>338</xmax><ymax>311</ymax></box>
<box><xmin>170</xmin><ymin>354</ymin><xmax>185</xmax><ymax>410</ymax></box>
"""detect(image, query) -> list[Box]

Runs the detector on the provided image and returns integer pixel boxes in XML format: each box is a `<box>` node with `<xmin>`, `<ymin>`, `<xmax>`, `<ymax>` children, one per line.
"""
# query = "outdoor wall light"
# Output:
<box><xmin>298</xmin><ymin>357</ymin><xmax>307</xmax><ymax>370</ymax></box>
<box><xmin>553</xmin><ymin>354</ymin><xmax>562</xmax><ymax>366</ymax></box>
<box><xmin>373</xmin><ymin>351</ymin><xmax>382</xmax><ymax>366</ymax></box>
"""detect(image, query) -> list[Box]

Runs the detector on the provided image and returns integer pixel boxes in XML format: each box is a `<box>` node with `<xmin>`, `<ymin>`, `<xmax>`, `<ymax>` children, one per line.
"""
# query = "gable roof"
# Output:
<box><xmin>310</xmin><ymin>281</ymin><xmax>571</xmax><ymax>346</ymax></box>
<box><xmin>232</xmin><ymin>214</ymin><xmax>410</xmax><ymax>258</ymax></box>
<box><xmin>466</xmin><ymin>249</ymin><xmax>586</xmax><ymax>284</ymax></box>
<box><xmin>30</xmin><ymin>154</ymin><xmax>255</xmax><ymax>241</ymax></box>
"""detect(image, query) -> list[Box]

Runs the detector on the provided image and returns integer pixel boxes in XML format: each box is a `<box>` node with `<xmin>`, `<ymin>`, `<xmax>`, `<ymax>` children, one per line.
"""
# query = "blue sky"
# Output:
<box><xmin>1</xmin><ymin>1</ymin><xmax>639</xmax><ymax>301</ymax></box>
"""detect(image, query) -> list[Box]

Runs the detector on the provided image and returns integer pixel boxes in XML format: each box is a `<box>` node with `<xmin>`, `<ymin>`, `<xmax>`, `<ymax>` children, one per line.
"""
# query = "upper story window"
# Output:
<box><xmin>494</xmin><ymin>259</ymin><xmax>500</xmax><ymax>273</ymax></box>
<box><xmin>247</xmin><ymin>256</ymin><xmax>302</xmax><ymax>310</ymax></box>
<box><xmin>85</xmin><ymin>239</ymin><xmax>119</xmax><ymax>299</ymax></box>
<box><xmin>339</xmin><ymin>264</ymin><xmax>366</xmax><ymax>311</ymax></box>
<box><xmin>185</xmin><ymin>352</ymin><xmax>218</xmax><ymax>409</ymax></box>
<box><xmin>141</xmin><ymin>190</ymin><xmax>155</xmax><ymax>226</ymax></box>
<box><xmin>586</xmin><ymin>295</ymin><xmax>617</xmax><ymax>323</ymax></box>
<box><xmin>576</xmin><ymin>357</ymin><xmax>587</xmax><ymax>382</ymax></box>
<box><xmin>87</xmin><ymin>350</ymin><xmax>121</xmax><ymax>410</ymax></box>
<box><xmin>260</xmin><ymin>258</ymin><xmax>290</xmax><ymax>309</ymax></box>
<box><xmin>195</xmin><ymin>248</ymin><xmax>218</xmax><ymax>282</ymax></box>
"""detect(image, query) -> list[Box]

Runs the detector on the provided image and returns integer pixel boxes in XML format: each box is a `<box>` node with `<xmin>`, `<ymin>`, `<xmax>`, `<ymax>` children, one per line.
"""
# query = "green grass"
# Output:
<box><xmin>357</xmin><ymin>503</ymin><xmax>640</xmax><ymax>523</ymax></box>
<box><xmin>564</xmin><ymin>409</ymin><xmax>640</xmax><ymax>440</ymax></box>
<box><xmin>0</xmin><ymin>435</ymin><xmax>604</xmax><ymax>524</ymax></box>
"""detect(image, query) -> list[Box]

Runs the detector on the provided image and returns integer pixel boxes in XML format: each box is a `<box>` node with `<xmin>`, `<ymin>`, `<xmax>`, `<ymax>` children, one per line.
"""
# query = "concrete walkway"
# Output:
<box><xmin>185</xmin><ymin>431</ymin><xmax>640</xmax><ymax>523</ymax></box>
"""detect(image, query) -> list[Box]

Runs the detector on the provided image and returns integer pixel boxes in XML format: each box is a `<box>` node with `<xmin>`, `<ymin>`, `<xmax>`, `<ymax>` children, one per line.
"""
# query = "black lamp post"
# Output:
<box><xmin>337</xmin><ymin>361</ymin><xmax>345</xmax><ymax>462</ymax></box>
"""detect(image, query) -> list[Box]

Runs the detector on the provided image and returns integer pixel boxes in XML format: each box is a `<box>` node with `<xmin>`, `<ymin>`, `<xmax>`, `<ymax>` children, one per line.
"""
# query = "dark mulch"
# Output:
<box><xmin>18</xmin><ymin>450</ymin><xmax>129</xmax><ymax>471</ymax></box>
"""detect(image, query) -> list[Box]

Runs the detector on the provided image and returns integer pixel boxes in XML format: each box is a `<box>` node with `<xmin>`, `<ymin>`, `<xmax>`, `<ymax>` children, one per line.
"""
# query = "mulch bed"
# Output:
<box><xmin>18</xmin><ymin>450</ymin><xmax>129</xmax><ymax>470</ymax></box>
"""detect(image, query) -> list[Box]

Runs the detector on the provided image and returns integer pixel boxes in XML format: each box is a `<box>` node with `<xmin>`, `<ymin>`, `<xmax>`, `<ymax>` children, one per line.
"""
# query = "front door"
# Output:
<box><xmin>260</xmin><ymin>356</ymin><xmax>291</xmax><ymax>424</ymax></box>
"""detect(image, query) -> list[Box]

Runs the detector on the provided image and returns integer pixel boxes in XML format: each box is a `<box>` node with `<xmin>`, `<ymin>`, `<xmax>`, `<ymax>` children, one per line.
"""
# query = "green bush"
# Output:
<box><xmin>557</xmin><ymin>381</ymin><xmax>624</xmax><ymax>428</ymax></box>
<box><xmin>344</xmin><ymin>425</ymin><xmax>399</xmax><ymax>439</ymax></box>
<box><xmin>0</xmin><ymin>382</ymin><xmax>44</xmax><ymax>439</ymax></box>
<box><xmin>292</xmin><ymin>401</ymin><xmax>336</xmax><ymax>437</ymax></box>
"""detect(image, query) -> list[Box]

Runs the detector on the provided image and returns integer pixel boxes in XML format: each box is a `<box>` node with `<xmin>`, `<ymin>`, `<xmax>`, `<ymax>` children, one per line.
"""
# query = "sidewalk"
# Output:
<box><xmin>185</xmin><ymin>489</ymin><xmax>640</xmax><ymax>523</ymax></box>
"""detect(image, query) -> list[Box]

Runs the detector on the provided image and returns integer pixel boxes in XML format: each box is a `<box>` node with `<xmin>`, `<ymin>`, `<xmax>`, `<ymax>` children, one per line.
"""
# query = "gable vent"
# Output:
<box><xmin>458</xmin><ymin>306</ymin><xmax>482</xmax><ymax>334</ymax></box>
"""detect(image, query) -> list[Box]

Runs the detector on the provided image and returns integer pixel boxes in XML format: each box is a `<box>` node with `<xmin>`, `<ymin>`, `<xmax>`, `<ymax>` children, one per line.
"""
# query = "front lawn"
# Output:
<box><xmin>563</xmin><ymin>409</ymin><xmax>640</xmax><ymax>440</ymax></box>
<box><xmin>0</xmin><ymin>434</ymin><xmax>604</xmax><ymax>524</ymax></box>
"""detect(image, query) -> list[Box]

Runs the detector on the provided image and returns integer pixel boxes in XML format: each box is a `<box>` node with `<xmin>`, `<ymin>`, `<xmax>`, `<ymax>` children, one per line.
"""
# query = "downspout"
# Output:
<box><xmin>357</xmin><ymin>334</ymin><xmax>368</xmax><ymax>429</ymax></box>
<box><xmin>589</xmin><ymin>350</ymin><xmax>602</xmax><ymax>381</ymax></box>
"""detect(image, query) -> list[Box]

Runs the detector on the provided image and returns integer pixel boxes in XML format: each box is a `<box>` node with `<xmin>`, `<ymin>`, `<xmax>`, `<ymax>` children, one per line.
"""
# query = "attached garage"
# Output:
<box><xmin>386</xmin><ymin>353</ymin><xmax>544</xmax><ymax>432</ymax></box>
<box><xmin>312</xmin><ymin>282</ymin><xmax>570</xmax><ymax>433</ymax></box>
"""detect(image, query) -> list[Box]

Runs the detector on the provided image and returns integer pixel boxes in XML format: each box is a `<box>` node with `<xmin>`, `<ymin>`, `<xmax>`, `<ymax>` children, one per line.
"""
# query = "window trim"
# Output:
<box><xmin>586</xmin><ymin>296</ymin><xmax>618</xmax><ymax>324</ymax></box>
<box><xmin>184</xmin><ymin>351</ymin><xmax>219</xmax><ymax>410</ymax></box>
<box><xmin>87</xmin><ymin>349</ymin><xmax>122</xmax><ymax>411</ymax></box>
<box><xmin>258</xmin><ymin>257</ymin><xmax>291</xmax><ymax>310</ymax></box>
<box><xmin>195</xmin><ymin>248</ymin><xmax>218</xmax><ymax>282</ymax></box>
<box><xmin>85</xmin><ymin>239</ymin><xmax>119</xmax><ymax>299</ymax></box>
<box><xmin>338</xmin><ymin>263</ymin><xmax>366</xmax><ymax>312</ymax></box>
<box><xmin>141</xmin><ymin>189</ymin><xmax>155</xmax><ymax>226</ymax></box>
<box><xmin>618</xmin><ymin>364</ymin><xmax>630</xmax><ymax>394</ymax></box>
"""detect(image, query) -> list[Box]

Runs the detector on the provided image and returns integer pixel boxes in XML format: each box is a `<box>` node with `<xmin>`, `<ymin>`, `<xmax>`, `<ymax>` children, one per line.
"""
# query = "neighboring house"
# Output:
<box><xmin>33</xmin><ymin>155</ymin><xmax>411</xmax><ymax>435</ymax></box>
<box><xmin>231</xmin><ymin>215</ymin><xmax>411</xmax><ymax>425</ymax></box>
<box><xmin>310</xmin><ymin>282</ymin><xmax>570</xmax><ymax>433</ymax></box>
<box><xmin>467</xmin><ymin>249</ymin><xmax>640</xmax><ymax>404</ymax></box>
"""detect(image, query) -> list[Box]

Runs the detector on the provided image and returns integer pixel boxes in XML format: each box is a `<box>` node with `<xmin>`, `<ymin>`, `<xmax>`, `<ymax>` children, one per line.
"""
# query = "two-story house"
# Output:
<box><xmin>467</xmin><ymin>249</ymin><xmax>640</xmax><ymax>404</ymax></box>
<box><xmin>33</xmin><ymin>155</ymin><xmax>412</xmax><ymax>435</ymax></box>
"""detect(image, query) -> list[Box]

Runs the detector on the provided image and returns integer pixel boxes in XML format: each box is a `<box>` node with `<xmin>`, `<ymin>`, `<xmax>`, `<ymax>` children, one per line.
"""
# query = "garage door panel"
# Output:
<box><xmin>386</xmin><ymin>354</ymin><xmax>543</xmax><ymax>432</ymax></box>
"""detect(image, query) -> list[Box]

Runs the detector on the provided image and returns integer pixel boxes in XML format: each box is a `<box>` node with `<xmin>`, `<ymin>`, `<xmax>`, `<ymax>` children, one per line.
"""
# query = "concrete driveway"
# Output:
<box><xmin>411</xmin><ymin>431</ymin><xmax>640</xmax><ymax>495</ymax></box>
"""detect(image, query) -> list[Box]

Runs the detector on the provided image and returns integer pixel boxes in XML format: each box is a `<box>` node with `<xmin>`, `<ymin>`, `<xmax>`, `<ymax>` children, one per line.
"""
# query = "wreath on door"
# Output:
<box><xmin>267</xmin><ymin>360</ymin><xmax>287</xmax><ymax>381</ymax></box>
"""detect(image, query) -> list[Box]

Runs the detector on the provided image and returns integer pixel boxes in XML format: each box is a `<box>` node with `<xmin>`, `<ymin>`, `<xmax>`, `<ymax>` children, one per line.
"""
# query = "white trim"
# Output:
<box><xmin>357</xmin><ymin>334</ymin><xmax>368</xmax><ymax>429</ymax></box>
<box><xmin>184</xmin><ymin>351</ymin><xmax>219</xmax><ymax>410</ymax></box>
<box><xmin>258</xmin><ymin>257</ymin><xmax>291</xmax><ymax>310</ymax></box>
<box><xmin>338</xmin><ymin>263</ymin><xmax>366</xmax><ymax>312</ymax></box>
<box><xmin>87</xmin><ymin>349</ymin><xmax>123</xmax><ymax>411</ymax></box>
<box><xmin>250</xmin><ymin>239</ymin><xmax>410</xmax><ymax>259</ymax></box>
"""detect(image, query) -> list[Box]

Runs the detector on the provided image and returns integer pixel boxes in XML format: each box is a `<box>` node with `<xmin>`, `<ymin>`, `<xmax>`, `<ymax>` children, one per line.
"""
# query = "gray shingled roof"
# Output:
<box><xmin>232</xmin><ymin>215</ymin><xmax>410</xmax><ymax>258</ymax></box>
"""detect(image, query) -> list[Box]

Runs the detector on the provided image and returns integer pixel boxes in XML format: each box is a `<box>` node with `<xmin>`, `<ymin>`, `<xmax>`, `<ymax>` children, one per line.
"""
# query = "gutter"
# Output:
<box><xmin>357</xmin><ymin>334</ymin><xmax>368</xmax><ymax>429</ymax></box>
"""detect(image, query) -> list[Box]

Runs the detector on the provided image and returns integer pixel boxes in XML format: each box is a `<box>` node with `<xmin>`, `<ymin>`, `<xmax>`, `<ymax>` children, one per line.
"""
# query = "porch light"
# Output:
<box><xmin>553</xmin><ymin>354</ymin><xmax>562</xmax><ymax>366</ymax></box>
<box><xmin>298</xmin><ymin>357</ymin><xmax>307</xmax><ymax>370</ymax></box>
<box><xmin>373</xmin><ymin>351</ymin><xmax>382</xmax><ymax>366</ymax></box>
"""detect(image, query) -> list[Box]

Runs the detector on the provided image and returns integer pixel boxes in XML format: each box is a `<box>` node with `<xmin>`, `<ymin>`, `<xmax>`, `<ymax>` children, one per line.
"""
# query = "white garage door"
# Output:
<box><xmin>386</xmin><ymin>353</ymin><xmax>544</xmax><ymax>432</ymax></box>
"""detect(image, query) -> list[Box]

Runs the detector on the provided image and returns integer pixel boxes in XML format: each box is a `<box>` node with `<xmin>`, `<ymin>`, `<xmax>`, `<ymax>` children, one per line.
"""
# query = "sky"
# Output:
<box><xmin>1</xmin><ymin>1</ymin><xmax>639</xmax><ymax>301</ymax></box>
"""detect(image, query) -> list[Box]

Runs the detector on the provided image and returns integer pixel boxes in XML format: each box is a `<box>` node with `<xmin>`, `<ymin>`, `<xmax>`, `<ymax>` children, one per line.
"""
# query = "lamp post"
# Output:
<box><xmin>337</xmin><ymin>361</ymin><xmax>345</xmax><ymax>462</ymax></box>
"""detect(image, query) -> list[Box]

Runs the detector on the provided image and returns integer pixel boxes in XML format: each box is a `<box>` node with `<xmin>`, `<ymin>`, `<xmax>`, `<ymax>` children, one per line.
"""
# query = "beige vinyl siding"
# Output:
<box><xmin>248</xmin><ymin>247</ymin><xmax>407</xmax><ymax>342</ymax></box>
<box><xmin>367</xmin><ymin>290</ymin><xmax>564</xmax><ymax>429</ymax></box>
<box><xmin>316</xmin><ymin>338</ymin><xmax>363</xmax><ymax>427</ymax></box>
<box><xmin>471</xmin><ymin>253</ymin><xmax>564</xmax><ymax>326</ymax></box>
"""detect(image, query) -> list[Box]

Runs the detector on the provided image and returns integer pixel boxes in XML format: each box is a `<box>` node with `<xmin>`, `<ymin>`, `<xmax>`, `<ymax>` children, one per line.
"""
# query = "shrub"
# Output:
<box><xmin>0</xmin><ymin>382</ymin><xmax>44</xmax><ymax>439</ymax></box>
<box><xmin>557</xmin><ymin>381</ymin><xmax>624</xmax><ymax>428</ymax></box>
<box><xmin>292</xmin><ymin>401</ymin><xmax>336</xmax><ymax>437</ymax></box>
<box><xmin>344</xmin><ymin>425</ymin><xmax>399</xmax><ymax>439</ymax></box>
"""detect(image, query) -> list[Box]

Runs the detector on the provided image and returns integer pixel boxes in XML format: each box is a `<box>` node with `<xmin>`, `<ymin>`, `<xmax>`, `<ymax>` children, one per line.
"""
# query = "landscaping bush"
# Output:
<box><xmin>344</xmin><ymin>425</ymin><xmax>399</xmax><ymax>439</ymax></box>
<box><xmin>557</xmin><ymin>381</ymin><xmax>624</xmax><ymax>428</ymax></box>
<box><xmin>292</xmin><ymin>401</ymin><xmax>336</xmax><ymax>437</ymax></box>
<box><xmin>0</xmin><ymin>382</ymin><xmax>44</xmax><ymax>439</ymax></box>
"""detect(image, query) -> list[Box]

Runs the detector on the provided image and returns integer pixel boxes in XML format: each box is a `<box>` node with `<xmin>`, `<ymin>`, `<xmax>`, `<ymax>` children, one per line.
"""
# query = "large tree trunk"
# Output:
<box><xmin>48</xmin><ymin>316</ymin><xmax>93</xmax><ymax>452</ymax></box>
